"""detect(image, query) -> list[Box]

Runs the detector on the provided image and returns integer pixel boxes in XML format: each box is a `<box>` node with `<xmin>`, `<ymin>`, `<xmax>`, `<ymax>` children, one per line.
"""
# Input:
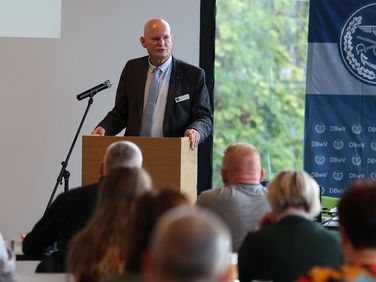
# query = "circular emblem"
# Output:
<box><xmin>315</xmin><ymin>123</ymin><xmax>326</xmax><ymax>134</ymax></box>
<box><xmin>340</xmin><ymin>3</ymin><xmax>376</xmax><ymax>84</ymax></box>
<box><xmin>371</xmin><ymin>171</ymin><xmax>376</xmax><ymax>181</ymax></box>
<box><xmin>351</xmin><ymin>124</ymin><xmax>363</xmax><ymax>134</ymax></box>
<box><xmin>320</xmin><ymin>186</ymin><xmax>325</xmax><ymax>195</ymax></box>
<box><xmin>333</xmin><ymin>170</ymin><xmax>344</xmax><ymax>181</ymax></box>
<box><xmin>352</xmin><ymin>154</ymin><xmax>362</xmax><ymax>166</ymax></box>
<box><xmin>333</xmin><ymin>139</ymin><xmax>344</xmax><ymax>150</ymax></box>
<box><xmin>371</xmin><ymin>140</ymin><xmax>376</xmax><ymax>151</ymax></box>
<box><xmin>314</xmin><ymin>154</ymin><xmax>326</xmax><ymax>165</ymax></box>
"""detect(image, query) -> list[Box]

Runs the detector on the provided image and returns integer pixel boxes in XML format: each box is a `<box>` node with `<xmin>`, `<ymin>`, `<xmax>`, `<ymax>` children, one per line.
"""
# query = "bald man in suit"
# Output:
<box><xmin>93</xmin><ymin>18</ymin><xmax>213</xmax><ymax>150</ymax></box>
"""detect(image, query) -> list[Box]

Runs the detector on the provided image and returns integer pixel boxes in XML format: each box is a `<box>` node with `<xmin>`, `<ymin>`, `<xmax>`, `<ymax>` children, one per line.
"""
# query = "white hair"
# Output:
<box><xmin>103</xmin><ymin>141</ymin><xmax>143</xmax><ymax>174</ymax></box>
<box><xmin>267</xmin><ymin>170</ymin><xmax>321</xmax><ymax>217</ymax></box>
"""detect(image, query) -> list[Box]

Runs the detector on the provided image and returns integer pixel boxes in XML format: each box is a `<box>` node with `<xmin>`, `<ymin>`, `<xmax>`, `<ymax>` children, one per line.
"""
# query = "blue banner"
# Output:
<box><xmin>304</xmin><ymin>0</ymin><xmax>376</xmax><ymax>197</ymax></box>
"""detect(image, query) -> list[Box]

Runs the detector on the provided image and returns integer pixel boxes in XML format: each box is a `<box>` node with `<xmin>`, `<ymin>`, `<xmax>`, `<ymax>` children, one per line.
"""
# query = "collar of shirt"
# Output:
<box><xmin>148</xmin><ymin>55</ymin><xmax>172</xmax><ymax>74</ymax></box>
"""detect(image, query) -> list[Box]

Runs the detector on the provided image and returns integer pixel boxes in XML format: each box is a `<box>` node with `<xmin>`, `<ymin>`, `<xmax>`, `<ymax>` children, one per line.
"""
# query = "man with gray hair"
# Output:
<box><xmin>22</xmin><ymin>141</ymin><xmax>143</xmax><ymax>271</ymax></box>
<box><xmin>144</xmin><ymin>207</ymin><xmax>232</xmax><ymax>282</ymax></box>
<box><xmin>101</xmin><ymin>140</ymin><xmax>143</xmax><ymax>174</ymax></box>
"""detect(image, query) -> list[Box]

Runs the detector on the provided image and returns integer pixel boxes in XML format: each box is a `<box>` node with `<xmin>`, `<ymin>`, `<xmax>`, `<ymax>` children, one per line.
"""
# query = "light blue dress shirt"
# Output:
<box><xmin>143</xmin><ymin>56</ymin><xmax>172</xmax><ymax>137</ymax></box>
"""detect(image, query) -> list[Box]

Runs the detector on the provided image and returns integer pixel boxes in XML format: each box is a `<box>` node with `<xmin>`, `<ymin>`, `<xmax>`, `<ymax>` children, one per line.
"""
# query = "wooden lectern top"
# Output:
<box><xmin>82</xmin><ymin>136</ymin><xmax>197</xmax><ymax>203</ymax></box>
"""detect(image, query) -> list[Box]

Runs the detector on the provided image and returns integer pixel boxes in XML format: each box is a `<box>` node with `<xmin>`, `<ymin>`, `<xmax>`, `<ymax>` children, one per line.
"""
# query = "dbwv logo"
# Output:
<box><xmin>340</xmin><ymin>3</ymin><xmax>376</xmax><ymax>85</ymax></box>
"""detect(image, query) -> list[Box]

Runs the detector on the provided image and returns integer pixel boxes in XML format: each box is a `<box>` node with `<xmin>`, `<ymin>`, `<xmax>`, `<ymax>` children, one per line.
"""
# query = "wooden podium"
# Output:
<box><xmin>82</xmin><ymin>136</ymin><xmax>198</xmax><ymax>202</ymax></box>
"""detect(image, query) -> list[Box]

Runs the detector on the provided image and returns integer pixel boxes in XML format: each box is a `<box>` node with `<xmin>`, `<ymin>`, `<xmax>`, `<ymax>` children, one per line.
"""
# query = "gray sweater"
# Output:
<box><xmin>197</xmin><ymin>184</ymin><xmax>270</xmax><ymax>252</ymax></box>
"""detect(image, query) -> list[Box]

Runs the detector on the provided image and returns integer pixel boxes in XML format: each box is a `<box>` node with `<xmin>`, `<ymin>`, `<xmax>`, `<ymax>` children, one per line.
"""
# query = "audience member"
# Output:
<box><xmin>144</xmin><ymin>207</ymin><xmax>232</xmax><ymax>282</ymax></box>
<box><xmin>298</xmin><ymin>180</ymin><xmax>376</xmax><ymax>281</ymax></box>
<box><xmin>0</xmin><ymin>233</ymin><xmax>15</xmax><ymax>282</ymax></box>
<box><xmin>238</xmin><ymin>170</ymin><xmax>342</xmax><ymax>282</ymax></box>
<box><xmin>106</xmin><ymin>189</ymin><xmax>189</xmax><ymax>282</ymax></box>
<box><xmin>22</xmin><ymin>141</ymin><xmax>143</xmax><ymax>272</ymax></box>
<box><xmin>197</xmin><ymin>143</ymin><xmax>270</xmax><ymax>251</ymax></box>
<box><xmin>67</xmin><ymin>167</ymin><xmax>151</xmax><ymax>282</ymax></box>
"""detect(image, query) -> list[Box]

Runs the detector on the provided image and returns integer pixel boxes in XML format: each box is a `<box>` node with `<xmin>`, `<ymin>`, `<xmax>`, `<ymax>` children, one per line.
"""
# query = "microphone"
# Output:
<box><xmin>76</xmin><ymin>80</ymin><xmax>112</xmax><ymax>101</ymax></box>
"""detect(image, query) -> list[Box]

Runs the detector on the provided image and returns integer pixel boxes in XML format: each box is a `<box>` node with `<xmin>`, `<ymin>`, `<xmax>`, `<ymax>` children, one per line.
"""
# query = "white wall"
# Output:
<box><xmin>0</xmin><ymin>0</ymin><xmax>200</xmax><ymax>240</ymax></box>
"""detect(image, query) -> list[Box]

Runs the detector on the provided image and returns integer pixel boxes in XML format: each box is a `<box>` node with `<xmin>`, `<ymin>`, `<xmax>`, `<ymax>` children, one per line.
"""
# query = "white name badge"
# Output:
<box><xmin>175</xmin><ymin>94</ymin><xmax>190</xmax><ymax>103</ymax></box>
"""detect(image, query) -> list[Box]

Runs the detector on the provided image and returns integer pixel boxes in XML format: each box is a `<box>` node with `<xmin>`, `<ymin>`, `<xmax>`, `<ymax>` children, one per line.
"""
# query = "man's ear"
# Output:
<box><xmin>140</xmin><ymin>36</ymin><xmax>146</xmax><ymax>48</ymax></box>
<box><xmin>260</xmin><ymin>168</ymin><xmax>265</xmax><ymax>182</ymax></box>
<box><xmin>221</xmin><ymin>169</ymin><xmax>228</xmax><ymax>185</ymax></box>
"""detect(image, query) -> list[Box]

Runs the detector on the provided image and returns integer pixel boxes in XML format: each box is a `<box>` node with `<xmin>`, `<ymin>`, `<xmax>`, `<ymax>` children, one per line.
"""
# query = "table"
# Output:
<box><xmin>16</xmin><ymin>273</ymin><xmax>73</xmax><ymax>282</ymax></box>
<box><xmin>321</xmin><ymin>216</ymin><xmax>339</xmax><ymax>230</ymax></box>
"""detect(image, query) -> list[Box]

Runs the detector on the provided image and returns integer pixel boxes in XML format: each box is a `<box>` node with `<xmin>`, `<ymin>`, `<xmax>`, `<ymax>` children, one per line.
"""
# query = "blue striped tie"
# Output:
<box><xmin>140</xmin><ymin>68</ymin><xmax>161</xmax><ymax>136</ymax></box>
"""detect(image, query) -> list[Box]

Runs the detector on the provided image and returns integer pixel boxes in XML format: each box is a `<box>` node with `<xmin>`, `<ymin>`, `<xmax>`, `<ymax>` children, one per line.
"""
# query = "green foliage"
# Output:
<box><xmin>214</xmin><ymin>0</ymin><xmax>309</xmax><ymax>186</ymax></box>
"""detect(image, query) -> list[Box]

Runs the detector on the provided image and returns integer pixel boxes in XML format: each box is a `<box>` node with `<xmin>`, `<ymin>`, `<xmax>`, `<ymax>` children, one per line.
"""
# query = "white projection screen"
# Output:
<box><xmin>0</xmin><ymin>0</ymin><xmax>62</xmax><ymax>38</ymax></box>
<box><xmin>0</xmin><ymin>0</ymin><xmax>200</xmax><ymax>240</ymax></box>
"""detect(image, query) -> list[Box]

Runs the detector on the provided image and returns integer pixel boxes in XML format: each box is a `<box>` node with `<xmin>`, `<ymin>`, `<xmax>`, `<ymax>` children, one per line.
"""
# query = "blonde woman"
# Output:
<box><xmin>238</xmin><ymin>170</ymin><xmax>342</xmax><ymax>282</ymax></box>
<box><xmin>67</xmin><ymin>167</ymin><xmax>152</xmax><ymax>282</ymax></box>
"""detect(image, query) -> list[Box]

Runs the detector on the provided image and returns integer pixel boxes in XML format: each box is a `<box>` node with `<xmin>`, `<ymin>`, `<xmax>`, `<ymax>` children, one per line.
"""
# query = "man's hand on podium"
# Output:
<box><xmin>91</xmin><ymin>127</ymin><xmax>200</xmax><ymax>150</ymax></box>
<box><xmin>91</xmin><ymin>126</ymin><xmax>106</xmax><ymax>136</ymax></box>
<box><xmin>184</xmin><ymin>128</ymin><xmax>200</xmax><ymax>150</ymax></box>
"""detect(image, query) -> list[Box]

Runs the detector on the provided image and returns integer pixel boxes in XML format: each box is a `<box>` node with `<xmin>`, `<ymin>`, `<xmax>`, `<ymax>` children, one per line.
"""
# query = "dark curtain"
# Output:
<box><xmin>198</xmin><ymin>0</ymin><xmax>216</xmax><ymax>194</ymax></box>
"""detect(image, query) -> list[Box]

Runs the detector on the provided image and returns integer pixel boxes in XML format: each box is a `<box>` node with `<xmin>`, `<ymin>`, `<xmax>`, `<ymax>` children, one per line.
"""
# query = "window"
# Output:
<box><xmin>214</xmin><ymin>0</ymin><xmax>309</xmax><ymax>186</ymax></box>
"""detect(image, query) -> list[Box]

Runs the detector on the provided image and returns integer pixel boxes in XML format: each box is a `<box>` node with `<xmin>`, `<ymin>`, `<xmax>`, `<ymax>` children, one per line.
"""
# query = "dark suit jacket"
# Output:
<box><xmin>98</xmin><ymin>56</ymin><xmax>213</xmax><ymax>140</ymax></box>
<box><xmin>22</xmin><ymin>182</ymin><xmax>99</xmax><ymax>256</ymax></box>
<box><xmin>238</xmin><ymin>215</ymin><xmax>342</xmax><ymax>282</ymax></box>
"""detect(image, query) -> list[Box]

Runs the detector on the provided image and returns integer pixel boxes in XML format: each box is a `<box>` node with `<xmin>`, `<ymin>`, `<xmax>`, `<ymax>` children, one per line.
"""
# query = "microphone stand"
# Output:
<box><xmin>44</xmin><ymin>96</ymin><xmax>94</xmax><ymax>214</ymax></box>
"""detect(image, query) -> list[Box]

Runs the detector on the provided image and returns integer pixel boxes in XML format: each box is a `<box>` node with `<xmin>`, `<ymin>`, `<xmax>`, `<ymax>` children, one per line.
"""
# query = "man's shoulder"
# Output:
<box><xmin>173</xmin><ymin>57</ymin><xmax>198</xmax><ymax>68</ymax></box>
<box><xmin>172</xmin><ymin>57</ymin><xmax>203</xmax><ymax>73</ymax></box>
<box><xmin>43</xmin><ymin>182</ymin><xmax>99</xmax><ymax>222</ymax></box>
<box><xmin>126</xmin><ymin>56</ymin><xmax>149</xmax><ymax>66</ymax></box>
<box><xmin>198</xmin><ymin>184</ymin><xmax>267</xmax><ymax>199</ymax></box>
<box><xmin>55</xmin><ymin>182</ymin><xmax>99</xmax><ymax>202</ymax></box>
<box><xmin>198</xmin><ymin>187</ymin><xmax>225</xmax><ymax>199</ymax></box>
<box><xmin>235</xmin><ymin>183</ymin><xmax>268</xmax><ymax>192</ymax></box>
<box><xmin>197</xmin><ymin>186</ymin><xmax>239</xmax><ymax>206</ymax></box>
<box><xmin>222</xmin><ymin>183</ymin><xmax>268</xmax><ymax>197</ymax></box>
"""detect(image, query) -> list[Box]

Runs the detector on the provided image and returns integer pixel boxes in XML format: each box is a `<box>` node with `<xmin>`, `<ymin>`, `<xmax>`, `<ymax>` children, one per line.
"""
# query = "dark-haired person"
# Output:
<box><xmin>298</xmin><ymin>179</ymin><xmax>376</xmax><ymax>282</ymax></box>
<box><xmin>106</xmin><ymin>189</ymin><xmax>189</xmax><ymax>282</ymax></box>
<box><xmin>67</xmin><ymin>167</ymin><xmax>152</xmax><ymax>282</ymax></box>
<box><xmin>238</xmin><ymin>170</ymin><xmax>342</xmax><ymax>282</ymax></box>
<box><xmin>143</xmin><ymin>207</ymin><xmax>232</xmax><ymax>282</ymax></box>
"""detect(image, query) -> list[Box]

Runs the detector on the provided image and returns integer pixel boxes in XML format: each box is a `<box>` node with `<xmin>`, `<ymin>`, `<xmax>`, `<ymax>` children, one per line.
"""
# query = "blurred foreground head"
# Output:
<box><xmin>145</xmin><ymin>207</ymin><xmax>232</xmax><ymax>282</ymax></box>
<box><xmin>339</xmin><ymin>180</ymin><xmax>376</xmax><ymax>253</ymax></box>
